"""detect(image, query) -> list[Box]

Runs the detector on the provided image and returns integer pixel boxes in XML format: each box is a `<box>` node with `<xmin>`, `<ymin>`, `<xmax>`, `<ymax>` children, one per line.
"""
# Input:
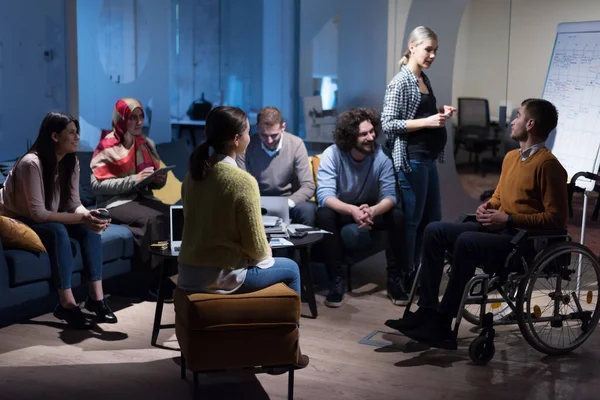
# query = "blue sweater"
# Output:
<box><xmin>316</xmin><ymin>145</ymin><xmax>397</xmax><ymax>207</ymax></box>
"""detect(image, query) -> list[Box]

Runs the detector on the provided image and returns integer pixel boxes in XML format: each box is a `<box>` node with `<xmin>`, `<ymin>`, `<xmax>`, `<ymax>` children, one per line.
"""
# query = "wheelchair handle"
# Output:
<box><xmin>571</xmin><ymin>171</ymin><xmax>600</xmax><ymax>186</ymax></box>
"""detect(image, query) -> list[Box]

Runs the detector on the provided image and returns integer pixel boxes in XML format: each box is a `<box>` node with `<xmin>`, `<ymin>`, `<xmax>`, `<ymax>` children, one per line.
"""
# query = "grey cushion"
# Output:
<box><xmin>0</xmin><ymin>160</ymin><xmax>16</xmax><ymax>176</ymax></box>
<box><xmin>155</xmin><ymin>139</ymin><xmax>192</xmax><ymax>181</ymax></box>
<box><xmin>4</xmin><ymin>249</ymin><xmax>52</xmax><ymax>286</ymax></box>
<box><xmin>101</xmin><ymin>224</ymin><xmax>135</xmax><ymax>263</ymax></box>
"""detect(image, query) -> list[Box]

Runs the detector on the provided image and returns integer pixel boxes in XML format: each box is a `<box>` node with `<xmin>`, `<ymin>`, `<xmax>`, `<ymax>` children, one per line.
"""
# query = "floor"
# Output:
<box><xmin>0</xmin><ymin>172</ymin><xmax>599</xmax><ymax>399</ymax></box>
<box><xmin>1</xmin><ymin>258</ymin><xmax>599</xmax><ymax>400</ymax></box>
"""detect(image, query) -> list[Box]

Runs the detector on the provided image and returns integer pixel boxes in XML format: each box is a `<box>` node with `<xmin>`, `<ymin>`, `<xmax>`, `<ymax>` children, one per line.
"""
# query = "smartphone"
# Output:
<box><xmin>295</xmin><ymin>227</ymin><xmax>318</xmax><ymax>233</ymax></box>
<box><xmin>289</xmin><ymin>231</ymin><xmax>307</xmax><ymax>238</ymax></box>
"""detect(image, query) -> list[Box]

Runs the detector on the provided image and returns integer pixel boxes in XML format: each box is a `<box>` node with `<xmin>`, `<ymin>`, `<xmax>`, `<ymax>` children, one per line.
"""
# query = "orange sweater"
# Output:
<box><xmin>488</xmin><ymin>148</ymin><xmax>568</xmax><ymax>229</ymax></box>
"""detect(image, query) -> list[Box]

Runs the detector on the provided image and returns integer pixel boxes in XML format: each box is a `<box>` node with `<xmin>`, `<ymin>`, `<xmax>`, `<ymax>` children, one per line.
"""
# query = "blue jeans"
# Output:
<box><xmin>397</xmin><ymin>159</ymin><xmax>442</xmax><ymax>273</ymax></box>
<box><xmin>31</xmin><ymin>223</ymin><xmax>103</xmax><ymax>290</ymax></box>
<box><xmin>238</xmin><ymin>257</ymin><xmax>301</xmax><ymax>294</ymax></box>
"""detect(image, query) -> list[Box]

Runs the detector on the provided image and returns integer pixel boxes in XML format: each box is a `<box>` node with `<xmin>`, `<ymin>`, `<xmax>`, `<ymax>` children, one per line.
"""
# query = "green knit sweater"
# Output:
<box><xmin>178</xmin><ymin>161</ymin><xmax>270</xmax><ymax>269</ymax></box>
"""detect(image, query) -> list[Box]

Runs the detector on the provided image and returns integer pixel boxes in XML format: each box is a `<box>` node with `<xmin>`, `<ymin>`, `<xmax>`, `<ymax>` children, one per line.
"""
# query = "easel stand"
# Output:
<box><xmin>570</xmin><ymin>171</ymin><xmax>600</xmax><ymax>293</ymax></box>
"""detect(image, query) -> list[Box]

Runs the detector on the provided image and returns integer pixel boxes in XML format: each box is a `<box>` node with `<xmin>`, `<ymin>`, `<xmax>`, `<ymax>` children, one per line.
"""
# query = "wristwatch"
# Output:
<box><xmin>506</xmin><ymin>214</ymin><xmax>515</xmax><ymax>229</ymax></box>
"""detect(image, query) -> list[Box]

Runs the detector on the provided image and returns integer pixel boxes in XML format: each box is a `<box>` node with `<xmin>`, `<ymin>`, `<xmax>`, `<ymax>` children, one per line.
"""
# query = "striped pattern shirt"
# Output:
<box><xmin>382</xmin><ymin>65</ymin><xmax>445</xmax><ymax>173</ymax></box>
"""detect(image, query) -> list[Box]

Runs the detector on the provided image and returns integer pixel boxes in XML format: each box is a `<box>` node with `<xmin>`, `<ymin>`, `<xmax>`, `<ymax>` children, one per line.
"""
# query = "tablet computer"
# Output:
<box><xmin>134</xmin><ymin>165</ymin><xmax>176</xmax><ymax>187</ymax></box>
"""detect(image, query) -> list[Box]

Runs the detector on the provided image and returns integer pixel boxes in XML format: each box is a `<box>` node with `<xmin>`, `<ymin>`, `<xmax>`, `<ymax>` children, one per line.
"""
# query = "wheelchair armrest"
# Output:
<box><xmin>510</xmin><ymin>229</ymin><xmax>569</xmax><ymax>246</ymax></box>
<box><xmin>456</xmin><ymin>213</ymin><xmax>477</xmax><ymax>223</ymax></box>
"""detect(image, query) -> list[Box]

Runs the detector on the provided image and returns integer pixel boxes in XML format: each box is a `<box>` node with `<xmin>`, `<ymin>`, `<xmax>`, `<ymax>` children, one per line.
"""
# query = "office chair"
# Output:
<box><xmin>454</xmin><ymin>98</ymin><xmax>500</xmax><ymax>173</ymax></box>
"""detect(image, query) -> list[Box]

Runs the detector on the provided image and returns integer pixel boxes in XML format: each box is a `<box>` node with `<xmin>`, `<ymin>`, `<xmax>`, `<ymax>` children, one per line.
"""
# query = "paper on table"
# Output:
<box><xmin>270</xmin><ymin>238</ymin><xmax>294</xmax><ymax>247</ymax></box>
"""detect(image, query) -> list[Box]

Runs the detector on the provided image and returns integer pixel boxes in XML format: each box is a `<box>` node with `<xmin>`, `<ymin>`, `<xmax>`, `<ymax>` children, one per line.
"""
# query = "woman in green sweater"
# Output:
<box><xmin>177</xmin><ymin>106</ymin><xmax>301</xmax><ymax>296</ymax></box>
<box><xmin>178</xmin><ymin>106</ymin><xmax>308</xmax><ymax>369</ymax></box>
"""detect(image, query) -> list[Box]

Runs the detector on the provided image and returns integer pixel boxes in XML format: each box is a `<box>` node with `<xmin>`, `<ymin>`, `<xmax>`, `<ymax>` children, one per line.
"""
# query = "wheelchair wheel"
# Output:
<box><xmin>517</xmin><ymin>242</ymin><xmax>600</xmax><ymax>356</ymax></box>
<box><xmin>461</xmin><ymin>268</ymin><xmax>517</xmax><ymax>326</ymax></box>
<box><xmin>469</xmin><ymin>336</ymin><xmax>495</xmax><ymax>365</ymax></box>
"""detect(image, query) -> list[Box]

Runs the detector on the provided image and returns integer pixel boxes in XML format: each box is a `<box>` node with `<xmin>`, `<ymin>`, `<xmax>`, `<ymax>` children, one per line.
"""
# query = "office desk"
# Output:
<box><xmin>171</xmin><ymin>119</ymin><xmax>206</xmax><ymax>147</ymax></box>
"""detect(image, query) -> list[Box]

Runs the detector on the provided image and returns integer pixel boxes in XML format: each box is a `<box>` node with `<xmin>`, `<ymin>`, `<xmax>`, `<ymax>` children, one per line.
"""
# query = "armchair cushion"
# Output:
<box><xmin>174</xmin><ymin>283</ymin><xmax>300</xmax><ymax>371</ymax></box>
<box><xmin>175</xmin><ymin>283</ymin><xmax>300</xmax><ymax>331</ymax></box>
<box><xmin>152</xmin><ymin>161</ymin><xmax>183</xmax><ymax>205</ymax></box>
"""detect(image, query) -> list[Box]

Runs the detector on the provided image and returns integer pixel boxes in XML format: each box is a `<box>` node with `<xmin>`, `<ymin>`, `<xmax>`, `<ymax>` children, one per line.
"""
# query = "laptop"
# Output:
<box><xmin>170</xmin><ymin>205</ymin><xmax>184</xmax><ymax>255</ymax></box>
<box><xmin>260</xmin><ymin>196</ymin><xmax>290</xmax><ymax>225</ymax></box>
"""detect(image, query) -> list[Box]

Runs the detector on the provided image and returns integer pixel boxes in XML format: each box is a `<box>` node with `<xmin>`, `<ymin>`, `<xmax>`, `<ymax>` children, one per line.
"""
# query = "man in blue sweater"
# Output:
<box><xmin>316</xmin><ymin>108</ymin><xmax>406</xmax><ymax>308</ymax></box>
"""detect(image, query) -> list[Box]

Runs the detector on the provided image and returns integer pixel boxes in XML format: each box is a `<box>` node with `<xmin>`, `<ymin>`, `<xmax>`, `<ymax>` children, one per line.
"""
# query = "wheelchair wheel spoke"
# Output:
<box><xmin>517</xmin><ymin>242</ymin><xmax>600</xmax><ymax>355</ymax></box>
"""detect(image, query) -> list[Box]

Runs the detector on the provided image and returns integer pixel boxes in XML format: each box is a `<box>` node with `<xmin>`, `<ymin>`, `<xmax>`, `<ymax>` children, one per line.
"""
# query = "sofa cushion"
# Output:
<box><xmin>0</xmin><ymin>160</ymin><xmax>15</xmax><ymax>176</ymax></box>
<box><xmin>0</xmin><ymin>216</ymin><xmax>47</xmax><ymax>252</ymax></box>
<box><xmin>175</xmin><ymin>283</ymin><xmax>300</xmax><ymax>331</ymax></box>
<box><xmin>308</xmin><ymin>154</ymin><xmax>322</xmax><ymax>203</ymax></box>
<box><xmin>5</xmin><ymin>249</ymin><xmax>52</xmax><ymax>286</ymax></box>
<box><xmin>101</xmin><ymin>224</ymin><xmax>134</xmax><ymax>263</ymax></box>
<box><xmin>77</xmin><ymin>151</ymin><xmax>96</xmax><ymax>207</ymax></box>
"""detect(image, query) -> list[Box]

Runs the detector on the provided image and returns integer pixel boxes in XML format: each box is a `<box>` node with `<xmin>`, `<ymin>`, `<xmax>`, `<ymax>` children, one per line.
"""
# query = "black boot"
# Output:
<box><xmin>387</xmin><ymin>275</ymin><xmax>408</xmax><ymax>306</ymax></box>
<box><xmin>324</xmin><ymin>276</ymin><xmax>345</xmax><ymax>308</ymax></box>
<box><xmin>54</xmin><ymin>304</ymin><xmax>92</xmax><ymax>330</ymax></box>
<box><xmin>85</xmin><ymin>298</ymin><xmax>118</xmax><ymax>323</ymax></box>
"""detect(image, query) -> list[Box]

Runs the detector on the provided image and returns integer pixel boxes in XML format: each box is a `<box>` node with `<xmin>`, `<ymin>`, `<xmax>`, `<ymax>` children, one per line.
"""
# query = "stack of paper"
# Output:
<box><xmin>263</xmin><ymin>216</ymin><xmax>289</xmax><ymax>238</ymax></box>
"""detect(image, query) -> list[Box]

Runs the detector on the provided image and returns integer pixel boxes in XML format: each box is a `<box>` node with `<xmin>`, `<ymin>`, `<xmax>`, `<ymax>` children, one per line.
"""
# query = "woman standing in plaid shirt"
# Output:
<box><xmin>382</xmin><ymin>26</ymin><xmax>455</xmax><ymax>300</ymax></box>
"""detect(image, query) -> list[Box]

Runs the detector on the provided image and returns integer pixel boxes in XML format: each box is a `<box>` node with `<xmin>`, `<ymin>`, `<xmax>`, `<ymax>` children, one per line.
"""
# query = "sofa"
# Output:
<box><xmin>0</xmin><ymin>138</ymin><xmax>192</xmax><ymax>326</ymax></box>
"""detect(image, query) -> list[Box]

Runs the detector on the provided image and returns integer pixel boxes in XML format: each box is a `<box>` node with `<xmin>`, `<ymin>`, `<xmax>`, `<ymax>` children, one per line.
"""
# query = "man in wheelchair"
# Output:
<box><xmin>386</xmin><ymin>98</ymin><xmax>568</xmax><ymax>348</ymax></box>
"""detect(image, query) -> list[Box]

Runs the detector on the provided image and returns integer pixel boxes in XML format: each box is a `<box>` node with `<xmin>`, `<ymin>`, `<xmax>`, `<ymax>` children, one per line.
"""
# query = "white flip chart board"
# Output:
<box><xmin>544</xmin><ymin>21</ymin><xmax>600</xmax><ymax>191</ymax></box>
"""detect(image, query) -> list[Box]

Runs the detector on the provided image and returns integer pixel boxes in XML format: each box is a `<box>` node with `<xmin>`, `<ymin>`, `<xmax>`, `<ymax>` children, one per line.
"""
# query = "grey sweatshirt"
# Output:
<box><xmin>236</xmin><ymin>132</ymin><xmax>315</xmax><ymax>204</ymax></box>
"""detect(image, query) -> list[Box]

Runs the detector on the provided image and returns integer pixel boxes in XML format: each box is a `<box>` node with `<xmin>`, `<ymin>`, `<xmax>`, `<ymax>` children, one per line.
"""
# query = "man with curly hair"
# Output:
<box><xmin>316</xmin><ymin>108</ymin><xmax>406</xmax><ymax>308</ymax></box>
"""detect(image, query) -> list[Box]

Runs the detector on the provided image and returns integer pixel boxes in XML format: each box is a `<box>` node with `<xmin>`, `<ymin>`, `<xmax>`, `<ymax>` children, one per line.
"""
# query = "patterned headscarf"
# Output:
<box><xmin>91</xmin><ymin>98</ymin><xmax>160</xmax><ymax>180</ymax></box>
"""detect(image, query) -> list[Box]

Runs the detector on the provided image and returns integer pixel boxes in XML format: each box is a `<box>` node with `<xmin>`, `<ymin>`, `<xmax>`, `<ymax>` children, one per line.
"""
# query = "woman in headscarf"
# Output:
<box><xmin>91</xmin><ymin>98</ymin><xmax>170</xmax><ymax>290</ymax></box>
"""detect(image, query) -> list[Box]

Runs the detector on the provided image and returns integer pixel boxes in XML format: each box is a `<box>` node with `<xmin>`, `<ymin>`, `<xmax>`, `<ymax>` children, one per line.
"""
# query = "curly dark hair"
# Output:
<box><xmin>334</xmin><ymin>108</ymin><xmax>381</xmax><ymax>152</ymax></box>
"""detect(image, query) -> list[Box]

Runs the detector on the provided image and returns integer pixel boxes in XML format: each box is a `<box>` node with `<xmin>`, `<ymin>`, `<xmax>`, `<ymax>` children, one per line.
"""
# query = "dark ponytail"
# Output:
<box><xmin>189</xmin><ymin>141</ymin><xmax>212</xmax><ymax>181</ymax></box>
<box><xmin>189</xmin><ymin>106</ymin><xmax>248</xmax><ymax>181</ymax></box>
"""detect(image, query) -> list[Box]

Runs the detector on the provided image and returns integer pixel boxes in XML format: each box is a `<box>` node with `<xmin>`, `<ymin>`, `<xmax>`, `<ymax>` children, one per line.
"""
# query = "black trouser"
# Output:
<box><xmin>315</xmin><ymin>205</ymin><xmax>405</xmax><ymax>281</ymax></box>
<box><xmin>109</xmin><ymin>197</ymin><xmax>171</xmax><ymax>270</ymax></box>
<box><xmin>418</xmin><ymin>221</ymin><xmax>516</xmax><ymax>317</ymax></box>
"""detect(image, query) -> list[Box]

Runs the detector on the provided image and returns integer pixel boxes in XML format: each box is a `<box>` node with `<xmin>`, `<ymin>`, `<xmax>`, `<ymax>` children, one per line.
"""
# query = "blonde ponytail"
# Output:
<box><xmin>398</xmin><ymin>50</ymin><xmax>411</xmax><ymax>68</ymax></box>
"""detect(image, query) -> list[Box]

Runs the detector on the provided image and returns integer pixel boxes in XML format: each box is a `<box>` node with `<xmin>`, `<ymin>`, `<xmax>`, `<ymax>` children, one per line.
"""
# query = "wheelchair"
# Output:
<box><xmin>403</xmin><ymin>215</ymin><xmax>600</xmax><ymax>365</ymax></box>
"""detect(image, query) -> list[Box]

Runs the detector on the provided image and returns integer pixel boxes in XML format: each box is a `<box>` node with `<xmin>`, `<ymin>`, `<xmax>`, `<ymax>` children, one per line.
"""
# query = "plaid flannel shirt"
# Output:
<box><xmin>382</xmin><ymin>65</ymin><xmax>445</xmax><ymax>173</ymax></box>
